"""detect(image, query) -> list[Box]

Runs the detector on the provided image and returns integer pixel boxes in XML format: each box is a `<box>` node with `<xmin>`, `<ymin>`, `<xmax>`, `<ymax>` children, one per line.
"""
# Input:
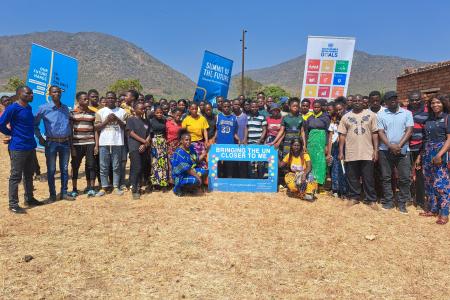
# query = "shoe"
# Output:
<box><xmin>47</xmin><ymin>195</ymin><xmax>57</xmax><ymax>203</ymax></box>
<box><xmin>61</xmin><ymin>193</ymin><xmax>76</xmax><ymax>201</ymax></box>
<box><xmin>25</xmin><ymin>198</ymin><xmax>44</xmax><ymax>207</ymax></box>
<box><xmin>87</xmin><ymin>189</ymin><xmax>96</xmax><ymax>197</ymax></box>
<box><xmin>114</xmin><ymin>188</ymin><xmax>124</xmax><ymax>196</ymax></box>
<box><xmin>174</xmin><ymin>190</ymin><xmax>184</xmax><ymax>197</ymax></box>
<box><xmin>366</xmin><ymin>202</ymin><xmax>380</xmax><ymax>211</ymax></box>
<box><xmin>95</xmin><ymin>189</ymin><xmax>106</xmax><ymax>197</ymax></box>
<box><xmin>9</xmin><ymin>205</ymin><xmax>27</xmax><ymax>214</ymax></box>
<box><xmin>303</xmin><ymin>194</ymin><xmax>314</xmax><ymax>201</ymax></box>
<box><xmin>120</xmin><ymin>185</ymin><xmax>128</xmax><ymax>192</ymax></box>
<box><xmin>132</xmin><ymin>193</ymin><xmax>140</xmax><ymax>200</ymax></box>
<box><xmin>398</xmin><ymin>205</ymin><xmax>408</xmax><ymax>215</ymax></box>
<box><xmin>68</xmin><ymin>190</ymin><xmax>79</xmax><ymax>198</ymax></box>
<box><xmin>332</xmin><ymin>192</ymin><xmax>339</xmax><ymax>198</ymax></box>
<box><xmin>347</xmin><ymin>199</ymin><xmax>360</xmax><ymax>206</ymax></box>
<box><xmin>381</xmin><ymin>203</ymin><xmax>394</xmax><ymax>210</ymax></box>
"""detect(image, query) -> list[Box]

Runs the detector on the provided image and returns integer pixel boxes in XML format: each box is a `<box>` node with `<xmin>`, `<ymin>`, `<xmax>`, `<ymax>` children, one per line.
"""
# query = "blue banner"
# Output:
<box><xmin>208</xmin><ymin>144</ymin><xmax>278</xmax><ymax>193</ymax></box>
<box><xmin>26</xmin><ymin>43</ymin><xmax>78</xmax><ymax>111</ymax></box>
<box><xmin>193</xmin><ymin>50</ymin><xmax>233</xmax><ymax>103</ymax></box>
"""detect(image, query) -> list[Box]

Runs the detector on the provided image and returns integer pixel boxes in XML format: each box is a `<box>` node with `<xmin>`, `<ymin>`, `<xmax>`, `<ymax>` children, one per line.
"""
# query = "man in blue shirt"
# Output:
<box><xmin>0</xmin><ymin>86</ymin><xmax>44</xmax><ymax>213</ymax></box>
<box><xmin>35</xmin><ymin>85</ymin><xmax>74</xmax><ymax>202</ymax></box>
<box><xmin>377</xmin><ymin>91</ymin><xmax>414</xmax><ymax>214</ymax></box>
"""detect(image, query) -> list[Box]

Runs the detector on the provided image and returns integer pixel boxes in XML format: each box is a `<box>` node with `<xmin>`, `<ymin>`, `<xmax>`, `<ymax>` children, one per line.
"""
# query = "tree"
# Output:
<box><xmin>3</xmin><ymin>76</ymin><xmax>25</xmax><ymax>92</ymax></box>
<box><xmin>108</xmin><ymin>79</ymin><xmax>143</xmax><ymax>95</ymax></box>
<box><xmin>261</xmin><ymin>85</ymin><xmax>290</xmax><ymax>102</ymax></box>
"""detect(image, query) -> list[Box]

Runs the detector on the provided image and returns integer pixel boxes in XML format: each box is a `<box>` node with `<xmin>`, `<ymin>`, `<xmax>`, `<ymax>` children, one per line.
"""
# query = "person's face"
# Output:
<box><xmin>144</xmin><ymin>103</ymin><xmax>150</xmax><ymax>112</ymax></box>
<box><xmin>205</xmin><ymin>105</ymin><xmax>213</xmax><ymax>116</ymax></box>
<box><xmin>106</xmin><ymin>93</ymin><xmax>117</xmax><ymax>108</ymax></box>
<box><xmin>301</xmin><ymin>102</ymin><xmax>310</xmax><ymax>114</ymax></box>
<box><xmin>290</xmin><ymin>102</ymin><xmax>299</xmax><ymax>114</ymax></box>
<box><xmin>88</xmin><ymin>92</ymin><xmax>99</xmax><ymax>106</ymax></box>
<box><xmin>20</xmin><ymin>87</ymin><xmax>33</xmax><ymax>103</ymax></box>
<box><xmin>238</xmin><ymin>95</ymin><xmax>245</xmax><ymax>102</ymax></box>
<box><xmin>352</xmin><ymin>97</ymin><xmax>363</xmax><ymax>111</ymax></box>
<box><xmin>335</xmin><ymin>104</ymin><xmax>345</xmax><ymax>117</ymax></box>
<box><xmin>409</xmin><ymin>94</ymin><xmax>422</xmax><ymax>109</ymax></box>
<box><xmin>258</xmin><ymin>98</ymin><xmax>265</xmax><ymax>109</ymax></box>
<box><xmin>430</xmin><ymin>98</ymin><xmax>444</xmax><ymax>114</ymax></box>
<box><xmin>199</xmin><ymin>101</ymin><xmax>205</xmax><ymax>112</ymax></box>
<box><xmin>189</xmin><ymin>104</ymin><xmax>198</xmax><ymax>117</ymax></box>
<box><xmin>271</xmin><ymin>108</ymin><xmax>280</xmax><ymax>118</ymax></box>
<box><xmin>124</xmin><ymin>92</ymin><xmax>134</xmax><ymax>104</ymax></box>
<box><xmin>244</xmin><ymin>101</ymin><xmax>251</xmax><ymax>112</ymax></box>
<box><xmin>362</xmin><ymin>99</ymin><xmax>369</xmax><ymax>109</ymax></box>
<box><xmin>177</xmin><ymin>101</ymin><xmax>186</xmax><ymax>112</ymax></box>
<box><xmin>250</xmin><ymin>102</ymin><xmax>259</xmax><ymax>114</ymax></box>
<box><xmin>161</xmin><ymin>104</ymin><xmax>170</xmax><ymax>115</ymax></box>
<box><xmin>386</xmin><ymin>97</ymin><xmax>399</xmax><ymax>110</ymax></box>
<box><xmin>232</xmin><ymin>100</ymin><xmax>241</xmax><ymax>113</ymax></box>
<box><xmin>222</xmin><ymin>102</ymin><xmax>231</xmax><ymax>114</ymax></box>
<box><xmin>49</xmin><ymin>87</ymin><xmax>61</xmax><ymax>102</ymax></box>
<box><xmin>174</xmin><ymin>110</ymin><xmax>182</xmax><ymax>122</ymax></box>
<box><xmin>313</xmin><ymin>102</ymin><xmax>321</xmax><ymax>114</ymax></box>
<box><xmin>400</xmin><ymin>98</ymin><xmax>409</xmax><ymax>107</ymax></box>
<box><xmin>154</xmin><ymin>108</ymin><xmax>164</xmax><ymax>119</ymax></box>
<box><xmin>170</xmin><ymin>101</ymin><xmax>177</xmax><ymax>112</ymax></box>
<box><xmin>134</xmin><ymin>104</ymin><xmax>144</xmax><ymax>117</ymax></box>
<box><xmin>266</xmin><ymin>97</ymin><xmax>274</xmax><ymax>108</ymax></box>
<box><xmin>347</xmin><ymin>97</ymin><xmax>354</xmax><ymax>108</ymax></box>
<box><xmin>369</xmin><ymin>96</ymin><xmax>381</xmax><ymax>109</ymax></box>
<box><xmin>217</xmin><ymin>98</ymin><xmax>223</xmax><ymax>109</ymax></box>
<box><xmin>138</xmin><ymin>95</ymin><xmax>145</xmax><ymax>103</ymax></box>
<box><xmin>78</xmin><ymin>94</ymin><xmax>89</xmax><ymax>107</ymax></box>
<box><xmin>100</xmin><ymin>97</ymin><xmax>107</xmax><ymax>107</ymax></box>
<box><xmin>327</xmin><ymin>104</ymin><xmax>335</xmax><ymax>115</ymax></box>
<box><xmin>181</xmin><ymin>134</ymin><xmax>191</xmax><ymax>149</ymax></box>
<box><xmin>291</xmin><ymin>141</ymin><xmax>301</xmax><ymax>153</ymax></box>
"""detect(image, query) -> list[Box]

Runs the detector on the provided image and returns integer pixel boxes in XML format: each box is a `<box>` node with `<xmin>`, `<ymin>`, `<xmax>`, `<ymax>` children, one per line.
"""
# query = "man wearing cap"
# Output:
<box><xmin>35</xmin><ymin>85</ymin><xmax>74</xmax><ymax>202</ymax></box>
<box><xmin>377</xmin><ymin>91</ymin><xmax>414</xmax><ymax>214</ymax></box>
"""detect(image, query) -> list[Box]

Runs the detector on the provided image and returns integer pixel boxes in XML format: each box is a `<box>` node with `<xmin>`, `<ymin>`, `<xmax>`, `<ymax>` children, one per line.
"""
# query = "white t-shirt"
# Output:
<box><xmin>95</xmin><ymin>107</ymin><xmax>128</xmax><ymax>146</ymax></box>
<box><xmin>328</xmin><ymin>122</ymin><xmax>339</xmax><ymax>144</ymax></box>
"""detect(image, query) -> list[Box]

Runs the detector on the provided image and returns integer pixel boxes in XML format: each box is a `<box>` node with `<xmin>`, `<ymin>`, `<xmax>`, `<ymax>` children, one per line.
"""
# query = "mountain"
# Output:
<box><xmin>0</xmin><ymin>31</ymin><xmax>196</xmax><ymax>98</ymax></box>
<box><xmin>231</xmin><ymin>50</ymin><xmax>431</xmax><ymax>96</ymax></box>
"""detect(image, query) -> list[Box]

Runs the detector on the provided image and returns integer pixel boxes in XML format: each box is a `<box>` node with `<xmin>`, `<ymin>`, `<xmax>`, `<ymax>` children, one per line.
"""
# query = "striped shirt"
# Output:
<box><xmin>247</xmin><ymin>113</ymin><xmax>267</xmax><ymax>144</ymax></box>
<box><xmin>408</xmin><ymin>106</ymin><xmax>428</xmax><ymax>152</ymax></box>
<box><xmin>71</xmin><ymin>107</ymin><xmax>96</xmax><ymax>145</ymax></box>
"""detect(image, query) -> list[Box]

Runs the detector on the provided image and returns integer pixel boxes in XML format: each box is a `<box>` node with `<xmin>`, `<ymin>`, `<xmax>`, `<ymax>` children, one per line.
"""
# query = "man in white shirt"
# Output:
<box><xmin>94</xmin><ymin>91</ymin><xmax>128</xmax><ymax>196</ymax></box>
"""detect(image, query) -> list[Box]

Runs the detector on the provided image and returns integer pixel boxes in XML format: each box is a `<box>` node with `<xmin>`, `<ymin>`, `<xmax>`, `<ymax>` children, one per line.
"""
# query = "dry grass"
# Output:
<box><xmin>0</xmin><ymin>145</ymin><xmax>449</xmax><ymax>299</ymax></box>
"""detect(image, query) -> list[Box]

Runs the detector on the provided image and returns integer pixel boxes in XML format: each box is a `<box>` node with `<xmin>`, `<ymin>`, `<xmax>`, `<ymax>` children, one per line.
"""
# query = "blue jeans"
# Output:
<box><xmin>45</xmin><ymin>141</ymin><xmax>70</xmax><ymax>197</ymax></box>
<box><xmin>99</xmin><ymin>146</ymin><xmax>123</xmax><ymax>188</ymax></box>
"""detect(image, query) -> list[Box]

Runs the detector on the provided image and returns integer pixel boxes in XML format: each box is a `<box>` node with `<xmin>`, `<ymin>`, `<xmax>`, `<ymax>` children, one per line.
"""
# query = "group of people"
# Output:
<box><xmin>0</xmin><ymin>86</ymin><xmax>448</xmax><ymax>225</ymax></box>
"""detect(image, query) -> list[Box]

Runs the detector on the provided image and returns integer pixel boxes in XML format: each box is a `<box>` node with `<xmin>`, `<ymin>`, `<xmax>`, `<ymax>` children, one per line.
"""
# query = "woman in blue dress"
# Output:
<box><xmin>171</xmin><ymin>129</ymin><xmax>208</xmax><ymax>196</ymax></box>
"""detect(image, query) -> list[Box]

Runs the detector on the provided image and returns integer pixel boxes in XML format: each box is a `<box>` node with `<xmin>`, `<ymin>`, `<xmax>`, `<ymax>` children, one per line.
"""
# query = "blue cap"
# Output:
<box><xmin>279</xmin><ymin>97</ymin><xmax>289</xmax><ymax>104</ymax></box>
<box><xmin>269</xmin><ymin>103</ymin><xmax>281</xmax><ymax>111</ymax></box>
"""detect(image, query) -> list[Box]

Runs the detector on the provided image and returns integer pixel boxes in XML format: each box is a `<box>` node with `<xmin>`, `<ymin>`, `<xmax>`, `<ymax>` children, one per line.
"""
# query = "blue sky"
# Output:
<box><xmin>2</xmin><ymin>0</ymin><xmax>449</xmax><ymax>80</ymax></box>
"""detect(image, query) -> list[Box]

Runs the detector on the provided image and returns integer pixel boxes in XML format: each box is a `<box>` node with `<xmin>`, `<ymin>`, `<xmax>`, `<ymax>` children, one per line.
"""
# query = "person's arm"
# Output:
<box><xmin>300</xmin><ymin>126</ymin><xmax>306</xmax><ymax>149</ymax></box>
<box><xmin>69</xmin><ymin>112</ymin><xmax>76</xmax><ymax>157</ymax></box>
<box><xmin>398</xmin><ymin>126</ymin><xmax>413</xmax><ymax>148</ymax></box>
<box><xmin>259</xmin><ymin>125</ymin><xmax>267</xmax><ymax>144</ymax></box>
<box><xmin>114</xmin><ymin>113</ymin><xmax>126</xmax><ymax>129</ymax></box>
<box><xmin>94</xmin><ymin>130</ymin><xmax>99</xmax><ymax>155</ymax></box>
<box><xmin>34</xmin><ymin>107</ymin><xmax>46</xmax><ymax>146</ymax></box>
<box><xmin>372</xmin><ymin>132</ymin><xmax>379</xmax><ymax>162</ymax></box>
<box><xmin>433</xmin><ymin>134</ymin><xmax>450</xmax><ymax>165</ymax></box>
<box><xmin>243</xmin><ymin>120</ymin><xmax>248</xmax><ymax>144</ymax></box>
<box><xmin>326</xmin><ymin>128</ymin><xmax>334</xmax><ymax>162</ymax></box>
<box><xmin>338</xmin><ymin>134</ymin><xmax>346</xmax><ymax>161</ymax></box>
<box><xmin>94</xmin><ymin>112</ymin><xmax>112</xmax><ymax>131</ymax></box>
<box><xmin>0</xmin><ymin>106</ymin><xmax>13</xmax><ymax>136</ymax></box>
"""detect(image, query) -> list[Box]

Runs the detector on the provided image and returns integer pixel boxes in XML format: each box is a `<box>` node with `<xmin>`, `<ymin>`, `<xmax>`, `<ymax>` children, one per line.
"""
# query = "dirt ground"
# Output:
<box><xmin>0</xmin><ymin>145</ymin><xmax>449</xmax><ymax>300</ymax></box>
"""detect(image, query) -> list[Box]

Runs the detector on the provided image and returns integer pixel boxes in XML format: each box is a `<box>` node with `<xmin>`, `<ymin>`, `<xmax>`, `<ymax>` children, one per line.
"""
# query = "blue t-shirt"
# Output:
<box><xmin>377</xmin><ymin>107</ymin><xmax>414</xmax><ymax>151</ymax></box>
<box><xmin>0</xmin><ymin>102</ymin><xmax>37</xmax><ymax>151</ymax></box>
<box><xmin>216</xmin><ymin>113</ymin><xmax>238</xmax><ymax>144</ymax></box>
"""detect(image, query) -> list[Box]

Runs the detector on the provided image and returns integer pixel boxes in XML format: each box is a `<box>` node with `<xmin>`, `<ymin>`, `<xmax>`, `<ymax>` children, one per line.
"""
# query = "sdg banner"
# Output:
<box><xmin>26</xmin><ymin>43</ymin><xmax>78</xmax><ymax>110</ymax></box>
<box><xmin>193</xmin><ymin>50</ymin><xmax>233</xmax><ymax>104</ymax></box>
<box><xmin>301</xmin><ymin>36</ymin><xmax>355</xmax><ymax>101</ymax></box>
<box><xmin>208</xmin><ymin>144</ymin><xmax>278</xmax><ymax>193</ymax></box>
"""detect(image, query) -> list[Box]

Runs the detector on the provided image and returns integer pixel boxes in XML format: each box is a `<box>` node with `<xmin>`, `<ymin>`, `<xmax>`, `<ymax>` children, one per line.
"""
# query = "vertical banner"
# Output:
<box><xmin>193</xmin><ymin>50</ymin><xmax>233</xmax><ymax>104</ymax></box>
<box><xmin>26</xmin><ymin>43</ymin><xmax>78</xmax><ymax>111</ymax></box>
<box><xmin>301</xmin><ymin>36</ymin><xmax>355</xmax><ymax>101</ymax></box>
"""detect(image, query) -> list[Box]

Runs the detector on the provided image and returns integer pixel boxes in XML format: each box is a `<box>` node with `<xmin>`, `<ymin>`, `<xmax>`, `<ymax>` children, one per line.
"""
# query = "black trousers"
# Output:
<box><xmin>129</xmin><ymin>150</ymin><xmax>150</xmax><ymax>193</ymax></box>
<box><xmin>32</xmin><ymin>149</ymin><xmax>41</xmax><ymax>176</ymax></box>
<box><xmin>346</xmin><ymin>160</ymin><xmax>376</xmax><ymax>202</ymax></box>
<box><xmin>410</xmin><ymin>151</ymin><xmax>425</xmax><ymax>207</ymax></box>
<box><xmin>9</xmin><ymin>150</ymin><xmax>35</xmax><ymax>207</ymax></box>
<box><xmin>379</xmin><ymin>151</ymin><xmax>411</xmax><ymax>205</ymax></box>
<box><xmin>71</xmin><ymin>144</ymin><xmax>96</xmax><ymax>181</ymax></box>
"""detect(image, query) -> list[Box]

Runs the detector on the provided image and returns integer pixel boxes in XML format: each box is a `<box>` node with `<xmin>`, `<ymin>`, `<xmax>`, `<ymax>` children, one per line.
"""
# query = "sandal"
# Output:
<box><xmin>419</xmin><ymin>211</ymin><xmax>438</xmax><ymax>217</ymax></box>
<box><xmin>436</xmin><ymin>217</ymin><xmax>449</xmax><ymax>225</ymax></box>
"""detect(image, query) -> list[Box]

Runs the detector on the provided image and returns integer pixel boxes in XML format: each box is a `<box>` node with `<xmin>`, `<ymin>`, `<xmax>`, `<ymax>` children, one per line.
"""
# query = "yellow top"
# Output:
<box><xmin>282</xmin><ymin>153</ymin><xmax>310</xmax><ymax>172</ymax></box>
<box><xmin>302</xmin><ymin>111</ymin><xmax>313</xmax><ymax>121</ymax></box>
<box><xmin>181</xmin><ymin>115</ymin><xmax>209</xmax><ymax>142</ymax></box>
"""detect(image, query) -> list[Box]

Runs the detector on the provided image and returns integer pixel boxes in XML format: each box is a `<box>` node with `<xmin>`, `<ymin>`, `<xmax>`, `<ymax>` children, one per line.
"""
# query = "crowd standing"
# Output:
<box><xmin>0</xmin><ymin>86</ymin><xmax>449</xmax><ymax>225</ymax></box>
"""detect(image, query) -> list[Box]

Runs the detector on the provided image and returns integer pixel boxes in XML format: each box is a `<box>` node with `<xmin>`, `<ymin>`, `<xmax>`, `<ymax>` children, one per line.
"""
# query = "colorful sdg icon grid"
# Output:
<box><xmin>304</xmin><ymin>59</ymin><xmax>349</xmax><ymax>99</ymax></box>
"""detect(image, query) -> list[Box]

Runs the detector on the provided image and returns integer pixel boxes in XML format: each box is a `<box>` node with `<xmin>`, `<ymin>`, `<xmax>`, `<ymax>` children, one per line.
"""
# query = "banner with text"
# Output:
<box><xmin>208</xmin><ymin>144</ymin><xmax>278</xmax><ymax>193</ymax></box>
<box><xmin>301</xmin><ymin>36</ymin><xmax>355</xmax><ymax>101</ymax></box>
<box><xmin>193</xmin><ymin>50</ymin><xmax>233</xmax><ymax>105</ymax></box>
<box><xmin>26</xmin><ymin>43</ymin><xmax>78</xmax><ymax>110</ymax></box>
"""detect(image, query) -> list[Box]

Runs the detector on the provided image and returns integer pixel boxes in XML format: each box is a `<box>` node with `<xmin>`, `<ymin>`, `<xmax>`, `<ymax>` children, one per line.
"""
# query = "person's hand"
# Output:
<box><xmin>389</xmin><ymin>144</ymin><xmax>401</xmax><ymax>155</ymax></box>
<box><xmin>274</xmin><ymin>141</ymin><xmax>282</xmax><ymax>149</ymax></box>
<box><xmin>432</xmin><ymin>155</ymin><xmax>442</xmax><ymax>165</ymax></box>
<box><xmin>414</xmin><ymin>156</ymin><xmax>421</xmax><ymax>170</ymax></box>
<box><xmin>38</xmin><ymin>137</ymin><xmax>46</xmax><ymax>146</ymax></box>
<box><xmin>338</xmin><ymin>152</ymin><xmax>344</xmax><ymax>161</ymax></box>
<box><xmin>236</xmin><ymin>139</ymin><xmax>241</xmax><ymax>145</ymax></box>
<box><xmin>139</xmin><ymin>144</ymin><xmax>147</xmax><ymax>153</ymax></box>
<box><xmin>372</xmin><ymin>151</ymin><xmax>378</xmax><ymax>162</ymax></box>
<box><xmin>243</xmin><ymin>139</ymin><xmax>248</xmax><ymax>145</ymax></box>
<box><xmin>3</xmin><ymin>137</ymin><xmax>11</xmax><ymax>144</ymax></box>
<box><xmin>266</xmin><ymin>141</ymin><xmax>274</xmax><ymax>146</ymax></box>
<box><xmin>107</xmin><ymin>114</ymin><xmax>117</xmax><ymax>122</ymax></box>
<box><xmin>94</xmin><ymin>146</ymin><xmax>99</xmax><ymax>156</ymax></box>
<box><xmin>326</xmin><ymin>155</ymin><xmax>333</xmax><ymax>164</ymax></box>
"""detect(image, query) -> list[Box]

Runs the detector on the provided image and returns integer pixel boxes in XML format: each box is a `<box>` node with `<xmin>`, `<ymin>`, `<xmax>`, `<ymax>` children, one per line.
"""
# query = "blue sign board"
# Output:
<box><xmin>193</xmin><ymin>50</ymin><xmax>233</xmax><ymax>103</ymax></box>
<box><xmin>208</xmin><ymin>144</ymin><xmax>278</xmax><ymax>193</ymax></box>
<box><xmin>26</xmin><ymin>43</ymin><xmax>78</xmax><ymax>110</ymax></box>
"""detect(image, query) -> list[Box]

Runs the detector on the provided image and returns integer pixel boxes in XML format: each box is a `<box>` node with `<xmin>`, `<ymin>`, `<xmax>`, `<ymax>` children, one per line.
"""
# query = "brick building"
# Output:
<box><xmin>397</xmin><ymin>61</ymin><xmax>450</xmax><ymax>99</ymax></box>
